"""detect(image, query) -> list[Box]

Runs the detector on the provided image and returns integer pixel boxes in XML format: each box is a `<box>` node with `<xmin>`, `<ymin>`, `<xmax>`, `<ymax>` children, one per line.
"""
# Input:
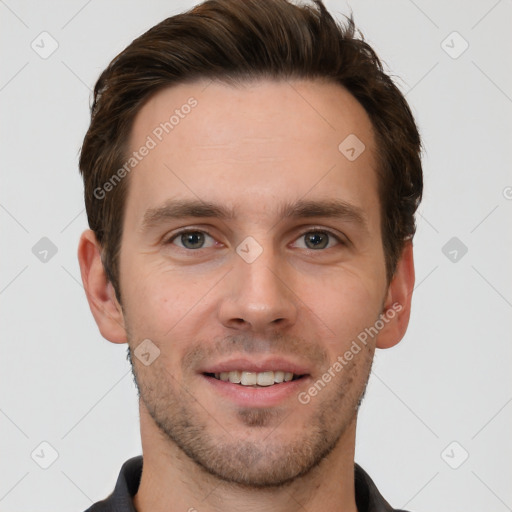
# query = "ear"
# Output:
<box><xmin>77</xmin><ymin>229</ymin><xmax>127</xmax><ymax>344</ymax></box>
<box><xmin>376</xmin><ymin>239</ymin><xmax>415</xmax><ymax>349</ymax></box>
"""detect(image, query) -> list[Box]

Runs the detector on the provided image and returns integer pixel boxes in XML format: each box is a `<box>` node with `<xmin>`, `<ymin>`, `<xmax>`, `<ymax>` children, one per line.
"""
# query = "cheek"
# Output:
<box><xmin>122</xmin><ymin>263</ymin><xmax>214</xmax><ymax>344</ymax></box>
<box><xmin>303</xmin><ymin>270</ymin><xmax>384</xmax><ymax>351</ymax></box>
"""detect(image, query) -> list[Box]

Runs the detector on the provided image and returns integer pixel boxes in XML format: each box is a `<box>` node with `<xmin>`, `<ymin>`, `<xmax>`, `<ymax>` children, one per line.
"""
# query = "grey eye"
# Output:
<box><xmin>304</xmin><ymin>231</ymin><xmax>330</xmax><ymax>249</ymax></box>
<box><xmin>181</xmin><ymin>232</ymin><xmax>204</xmax><ymax>249</ymax></box>
<box><xmin>171</xmin><ymin>231</ymin><xmax>216</xmax><ymax>249</ymax></box>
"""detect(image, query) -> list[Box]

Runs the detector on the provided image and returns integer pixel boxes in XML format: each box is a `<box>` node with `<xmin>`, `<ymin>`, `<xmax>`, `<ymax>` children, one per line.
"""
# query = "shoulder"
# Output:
<box><xmin>82</xmin><ymin>456</ymin><xmax>143</xmax><ymax>512</ymax></box>
<box><xmin>354</xmin><ymin>463</ymin><xmax>412</xmax><ymax>512</ymax></box>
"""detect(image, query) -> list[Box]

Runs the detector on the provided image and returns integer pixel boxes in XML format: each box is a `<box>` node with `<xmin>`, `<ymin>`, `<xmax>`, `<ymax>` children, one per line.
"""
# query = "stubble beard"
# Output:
<box><xmin>127</xmin><ymin>344</ymin><xmax>374</xmax><ymax>489</ymax></box>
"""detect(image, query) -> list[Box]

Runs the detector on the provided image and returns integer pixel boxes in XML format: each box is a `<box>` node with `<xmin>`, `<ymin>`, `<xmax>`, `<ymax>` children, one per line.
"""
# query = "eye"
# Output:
<box><xmin>293</xmin><ymin>230</ymin><xmax>341</xmax><ymax>250</ymax></box>
<box><xmin>168</xmin><ymin>230</ymin><xmax>216</xmax><ymax>249</ymax></box>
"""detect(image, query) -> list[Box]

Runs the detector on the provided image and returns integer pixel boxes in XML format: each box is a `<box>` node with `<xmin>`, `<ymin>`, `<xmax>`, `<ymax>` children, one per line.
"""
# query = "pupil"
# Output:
<box><xmin>182</xmin><ymin>232</ymin><xmax>204</xmax><ymax>249</ymax></box>
<box><xmin>306</xmin><ymin>232</ymin><xmax>328</xmax><ymax>249</ymax></box>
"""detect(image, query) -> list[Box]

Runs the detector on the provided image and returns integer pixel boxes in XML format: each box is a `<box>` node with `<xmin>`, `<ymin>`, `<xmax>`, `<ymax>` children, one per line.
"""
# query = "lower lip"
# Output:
<box><xmin>202</xmin><ymin>374</ymin><xmax>310</xmax><ymax>408</ymax></box>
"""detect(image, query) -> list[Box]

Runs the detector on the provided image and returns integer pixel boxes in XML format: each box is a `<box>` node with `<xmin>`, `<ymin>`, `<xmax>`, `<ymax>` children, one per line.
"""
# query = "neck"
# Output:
<box><xmin>133</xmin><ymin>403</ymin><xmax>359</xmax><ymax>512</ymax></box>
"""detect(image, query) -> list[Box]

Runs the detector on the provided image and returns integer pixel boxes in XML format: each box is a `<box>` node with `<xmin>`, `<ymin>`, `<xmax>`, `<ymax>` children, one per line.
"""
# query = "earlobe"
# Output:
<box><xmin>77</xmin><ymin>229</ymin><xmax>127</xmax><ymax>344</ymax></box>
<box><xmin>376</xmin><ymin>240</ymin><xmax>415</xmax><ymax>349</ymax></box>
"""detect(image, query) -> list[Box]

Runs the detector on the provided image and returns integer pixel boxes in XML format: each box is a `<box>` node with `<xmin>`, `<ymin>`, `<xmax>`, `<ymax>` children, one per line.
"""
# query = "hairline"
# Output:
<box><xmin>108</xmin><ymin>75</ymin><xmax>394</xmax><ymax>304</ymax></box>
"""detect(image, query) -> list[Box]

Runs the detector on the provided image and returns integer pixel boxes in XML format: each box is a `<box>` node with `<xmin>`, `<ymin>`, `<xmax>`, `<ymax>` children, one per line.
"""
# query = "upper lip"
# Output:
<box><xmin>199</xmin><ymin>357</ymin><xmax>311</xmax><ymax>376</ymax></box>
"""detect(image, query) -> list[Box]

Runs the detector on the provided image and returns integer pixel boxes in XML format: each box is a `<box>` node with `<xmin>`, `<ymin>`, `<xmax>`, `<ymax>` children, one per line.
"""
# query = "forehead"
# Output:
<box><xmin>125</xmin><ymin>78</ymin><xmax>379</xmax><ymax>227</ymax></box>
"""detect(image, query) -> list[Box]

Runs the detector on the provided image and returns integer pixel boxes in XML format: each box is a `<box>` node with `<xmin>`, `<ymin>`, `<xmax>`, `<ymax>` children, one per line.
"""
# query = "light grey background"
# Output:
<box><xmin>1</xmin><ymin>1</ymin><xmax>511</xmax><ymax>511</ymax></box>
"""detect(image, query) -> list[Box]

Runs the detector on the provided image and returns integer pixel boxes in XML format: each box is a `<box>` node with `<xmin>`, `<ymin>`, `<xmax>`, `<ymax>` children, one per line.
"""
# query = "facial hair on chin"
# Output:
<box><xmin>126</xmin><ymin>334</ymin><xmax>374</xmax><ymax>488</ymax></box>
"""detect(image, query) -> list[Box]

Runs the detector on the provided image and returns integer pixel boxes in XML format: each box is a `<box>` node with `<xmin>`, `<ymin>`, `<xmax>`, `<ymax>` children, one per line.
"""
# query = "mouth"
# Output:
<box><xmin>199</xmin><ymin>358</ymin><xmax>312</xmax><ymax>407</ymax></box>
<box><xmin>204</xmin><ymin>370</ymin><xmax>307</xmax><ymax>387</ymax></box>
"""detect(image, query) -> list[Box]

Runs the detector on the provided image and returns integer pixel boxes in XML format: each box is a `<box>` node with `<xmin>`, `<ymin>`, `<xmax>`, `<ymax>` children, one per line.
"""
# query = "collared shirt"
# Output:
<box><xmin>84</xmin><ymin>456</ymin><xmax>410</xmax><ymax>512</ymax></box>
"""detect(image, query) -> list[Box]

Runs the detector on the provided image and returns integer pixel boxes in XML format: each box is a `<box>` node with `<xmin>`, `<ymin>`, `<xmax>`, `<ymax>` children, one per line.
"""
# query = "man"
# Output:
<box><xmin>77</xmin><ymin>0</ymin><xmax>422</xmax><ymax>510</ymax></box>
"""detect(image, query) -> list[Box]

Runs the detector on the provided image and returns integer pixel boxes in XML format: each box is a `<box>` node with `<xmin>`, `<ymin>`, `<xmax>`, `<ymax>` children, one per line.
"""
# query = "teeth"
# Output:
<box><xmin>256</xmin><ymin>371</ymin><xmax>274</xmax><ymax>386</ymax></box>
<box><xmin>241</xmin><ymin>371</ymin><xmax>257</xmax><ymax>385</ymax></box>
<box><xmin>212</xmin><ymin>370</ymin><xmax>300</xmax><ymax>386</ymax></box>
<box><xmin>228</xmin><ymin>370</ymin><xmax>241</xmax><ymax>383</ymax></box>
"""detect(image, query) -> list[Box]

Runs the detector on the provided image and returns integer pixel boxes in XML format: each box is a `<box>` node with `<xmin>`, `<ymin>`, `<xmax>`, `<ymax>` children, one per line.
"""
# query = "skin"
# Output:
<box><xmin>78</xmin><ymin>79</ymin><xmax>415</xmax><ymax>512</ymax></box>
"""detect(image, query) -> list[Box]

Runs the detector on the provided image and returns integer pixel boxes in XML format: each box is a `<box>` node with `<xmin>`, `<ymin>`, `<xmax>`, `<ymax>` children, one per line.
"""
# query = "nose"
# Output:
<box><xmin>217</xmin><ymin>248</ymin><xmax>298</xmax><ymax>333</ymax></box>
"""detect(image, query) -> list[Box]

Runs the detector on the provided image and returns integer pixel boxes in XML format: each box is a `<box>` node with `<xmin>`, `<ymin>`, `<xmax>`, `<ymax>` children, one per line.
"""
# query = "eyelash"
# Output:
<box><xmin>165</xmin><ymin>227</ymin><xmax>346</xmax><ymax>250</ymax></box>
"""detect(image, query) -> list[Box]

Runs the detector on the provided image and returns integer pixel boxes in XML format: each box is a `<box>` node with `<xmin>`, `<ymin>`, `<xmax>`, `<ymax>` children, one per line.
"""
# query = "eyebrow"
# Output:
<box><xmin>141</xmin><ymin>198</ymin><xmax>369</xmax><ymax>232</ymax></box>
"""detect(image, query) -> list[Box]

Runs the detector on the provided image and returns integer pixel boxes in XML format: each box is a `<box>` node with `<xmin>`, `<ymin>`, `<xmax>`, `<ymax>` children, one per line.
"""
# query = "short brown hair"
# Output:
<box><xmin>79</xmin><ymin>0</ymin><xmax>422</xmax><ymax>302</ymax></box>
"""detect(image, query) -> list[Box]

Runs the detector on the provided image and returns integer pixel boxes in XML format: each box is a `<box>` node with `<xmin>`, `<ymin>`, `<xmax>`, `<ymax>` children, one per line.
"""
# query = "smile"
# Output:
<box><xmin>205</xmin><ymin>370</ymin><xmax>305</xmax><ymax>387</ymax></box>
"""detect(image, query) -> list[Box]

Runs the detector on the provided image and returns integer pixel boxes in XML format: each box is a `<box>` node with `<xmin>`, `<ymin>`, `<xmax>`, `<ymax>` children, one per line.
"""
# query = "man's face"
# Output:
<box><xmin>119</xmin><ymin>79</ymin><xmax>388</xmax><ymax>486</ymax></box>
